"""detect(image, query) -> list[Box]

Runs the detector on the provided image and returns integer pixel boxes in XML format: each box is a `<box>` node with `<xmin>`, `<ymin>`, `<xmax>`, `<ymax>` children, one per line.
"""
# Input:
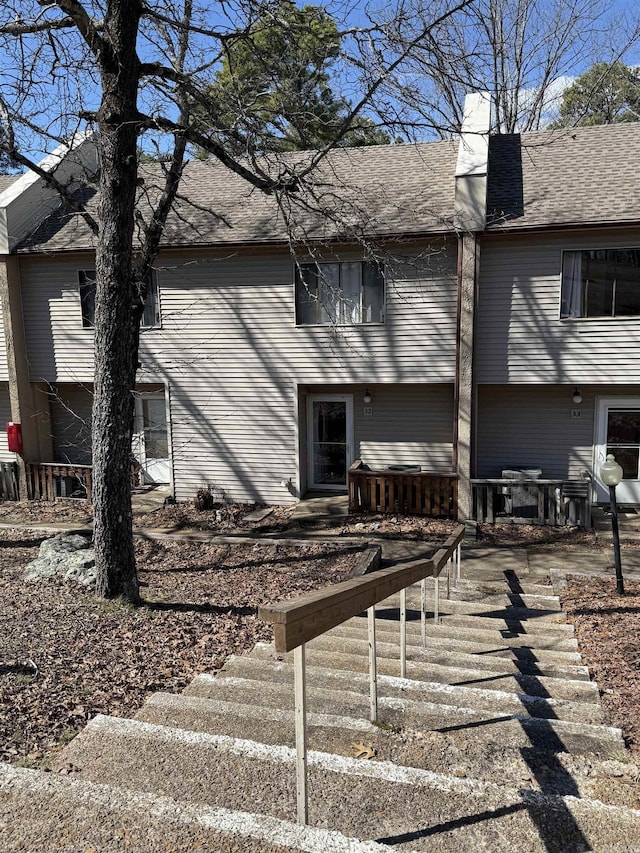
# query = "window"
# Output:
<box><xmin>561</xmin><ymin>249</ymin><xmax>640</xmax><ymax>319</ymax></box>
<box><xmin>79</xmin><ymin>270</ymin><xmax>96</xmax><ymax>328</ymax></box>
<box><xmin>295</xmin><ymin>261</ymin><xmax>384</xmax><ymax>325</ymax></box>
<box><xmin>78</xmin><ymin>270</ymin><xmax>160</xmax><ymax>328</ymax></box>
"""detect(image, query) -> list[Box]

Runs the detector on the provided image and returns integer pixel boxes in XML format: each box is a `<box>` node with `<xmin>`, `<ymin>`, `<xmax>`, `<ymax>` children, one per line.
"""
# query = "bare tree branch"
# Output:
<box><xmin>0</xmin><ymin>15</ymin><xmax>76</xmax><ymax>35</ymax></box>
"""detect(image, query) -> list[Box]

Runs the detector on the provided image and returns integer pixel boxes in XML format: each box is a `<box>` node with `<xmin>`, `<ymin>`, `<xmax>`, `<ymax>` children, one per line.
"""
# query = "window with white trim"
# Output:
<box><xmin>79</xmin><ymin>270</ymin><xmax>160</xmax><ymax>328</ymax></box>
<box><xmin>295</xmin><ymin>261</ymin><xmax>384</xmax><ymax>325</ymax></box>
<box><xmin>561</xmin><ymin>249</ymin><xmax>640</xmax><ymax>319</ymax></box>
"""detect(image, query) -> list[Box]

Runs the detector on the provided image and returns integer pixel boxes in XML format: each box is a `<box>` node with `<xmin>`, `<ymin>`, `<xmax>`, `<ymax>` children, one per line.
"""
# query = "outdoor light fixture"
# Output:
<box><xmin>572</xmin><ymin>388</ymin><xmax>582</xmax><ymax>404</ymax></box>
<box><xmin>600</xmin><ymin>453</ymin><xmax>624</xmax><ymax>595</ymax></box>
<box><xmin>363</xmin><ymin>389</ymin><xmax>372</xmax><ymax>404</ymax></box>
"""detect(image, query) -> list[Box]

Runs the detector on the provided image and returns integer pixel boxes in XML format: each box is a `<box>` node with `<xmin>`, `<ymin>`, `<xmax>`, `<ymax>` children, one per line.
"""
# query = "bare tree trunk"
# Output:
<box><xmin>92</xmin><ymin>0</ymin><xmax>143</xmax><ymax>601</ymax></box>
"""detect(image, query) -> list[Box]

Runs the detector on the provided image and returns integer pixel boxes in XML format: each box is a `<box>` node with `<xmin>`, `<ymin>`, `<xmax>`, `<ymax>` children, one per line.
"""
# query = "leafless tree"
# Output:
<box><xmin>380</xmin><ymin>0</ymin><xmax>628</xmax><ymax>135</ymax></box>
<box><xmin>0</xmin><ymin>0</ymin><xmax>473</xmax><ymax>602</ymax></box>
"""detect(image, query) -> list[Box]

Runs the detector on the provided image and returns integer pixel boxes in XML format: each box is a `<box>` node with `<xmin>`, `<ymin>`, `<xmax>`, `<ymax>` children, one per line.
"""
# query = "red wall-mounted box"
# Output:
<box><xmin>7</xmin><ymin>422</ymin><xmax>23</xmax><ymax>454</ymax></box>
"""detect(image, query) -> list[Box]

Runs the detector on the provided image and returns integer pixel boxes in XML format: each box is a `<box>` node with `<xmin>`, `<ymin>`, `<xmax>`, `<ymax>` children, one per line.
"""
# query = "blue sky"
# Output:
<box><xmin>1</xmin><ymin>0</ymin><xmax>639</xmax><ymax>162</ymax></box>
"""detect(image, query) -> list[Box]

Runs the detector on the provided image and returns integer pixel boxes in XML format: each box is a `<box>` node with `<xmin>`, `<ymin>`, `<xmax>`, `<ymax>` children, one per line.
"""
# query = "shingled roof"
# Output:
<box><xmin>13</xmin><ymin>120</ymin><xmax>640</xmax><ymax>252</ymax></box>
<box><xmin>17</xmin><ymin>141</ymin><xmax>459</xmax><ymax>253</ymax></box>
<box><xmin>487</xmin><ymin>122</ymin><xmax>640</xmax><ymax>230</ymax></box>
<box><xmin>0</xmin><ymin>174</ymin><xmax>20</xmax><ymax>195</ymax></box>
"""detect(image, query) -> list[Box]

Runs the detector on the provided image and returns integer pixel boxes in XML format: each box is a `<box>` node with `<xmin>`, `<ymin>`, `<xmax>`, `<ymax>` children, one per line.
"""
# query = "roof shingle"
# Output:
<box><xmin>487</xmin><ymin>123</ymin><xmax>640</xmax><ymax>230</ymax></box>
<box><xmin>18</xmin><ymin>141</ymin><xmax>458</xmax><ymax>253</ymax></box>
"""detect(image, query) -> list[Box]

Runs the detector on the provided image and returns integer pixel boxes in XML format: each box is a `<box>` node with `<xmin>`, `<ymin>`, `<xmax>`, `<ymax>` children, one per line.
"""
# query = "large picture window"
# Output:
<box><xmin>79</xmin><ymin>270</ymin><xmax>160</xmax><ymax>328</ymax></box>
<box><xmin>561</xmin><ymin>249</ymin><xmax>640</xmax><ymax>319</ymax></box>
<box><xmin>295</xmin><ymin>261</ymin><xmax>384</xmax><ymax>325</ymax></box>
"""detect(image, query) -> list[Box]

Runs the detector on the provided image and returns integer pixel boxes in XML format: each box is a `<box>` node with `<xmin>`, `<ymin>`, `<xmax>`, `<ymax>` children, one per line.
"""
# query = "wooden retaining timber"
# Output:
<box><xmin>348</xmin><ymin>460</ymin><xmax>458</xmax><ymax>518</ymax></box>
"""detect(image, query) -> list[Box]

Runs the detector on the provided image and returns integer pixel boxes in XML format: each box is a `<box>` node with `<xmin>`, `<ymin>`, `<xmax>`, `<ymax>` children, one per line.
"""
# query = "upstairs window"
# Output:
<box><xmin>79</xmin><ymin>270</ymin><xmax>160</xmax><ymax>328</ymax></box>
<box><xmin>561</xmin><ymin>249</ymin><xmax>640</xmax><ymax>319</ymax></box>
<box><xmin>295</xmin><ymin>261</ymin><xmax>384</xmax><ymax>326</ymax></box>
<box><xmin>79</xmin><ymin>270</ymin><xmax>97</xmax><ymax>328</ymax></box>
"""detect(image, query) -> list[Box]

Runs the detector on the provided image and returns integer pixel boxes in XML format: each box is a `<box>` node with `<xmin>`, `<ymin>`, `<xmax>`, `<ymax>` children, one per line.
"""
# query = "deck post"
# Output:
<box><xmin>421</xmin><ymin>578</ymin><xmax>427</xmax><ymax>647</ymax></box>
<box><xmin>294</xmin><ymin>644</ymin><xmax>308</xmax><ymax>825</ymax></box>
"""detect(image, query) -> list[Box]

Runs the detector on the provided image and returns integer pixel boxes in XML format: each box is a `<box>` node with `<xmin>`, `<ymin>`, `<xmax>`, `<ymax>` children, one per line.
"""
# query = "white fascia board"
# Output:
<box><xmin>0</xmin><ymin>208</ymin><xmax>8</xmax><ymax>255</ymax></box>
<box><xmin>0</xmin><ymin>131</ymin><xmax>97</xmax><ymax>253</ymax></box>
<box><xmin>455</xmin><ymin>92</ymin><xmax>491</xmax><ymax>178</ymax></box>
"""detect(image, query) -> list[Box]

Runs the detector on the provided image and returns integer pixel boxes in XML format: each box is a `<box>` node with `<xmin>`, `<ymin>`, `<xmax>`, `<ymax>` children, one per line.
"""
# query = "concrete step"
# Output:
<box><xmin>135</xmin><ymin>691</ymin><xmax>639</xmax><ymax>804</ymax></box>
<box><xmin>416</xmin><ymin>575</ymin><xmax>561</xmax><ymax>608</ymax></box>
<box><xmin>309</xmin><ymin>630</ymin><xmax>590</xmax><ymax>682</ymax></box>
<box><xmin>380</xmin><ymin>592</ymin><xmax>569</xmax><ymax>628</ymax></box>
<box><xmin>56</xmin><ymin>715</ymin><xmax>640</xmax><ymax>852</ymax></box>
<box><xmin>413</xmin><ymin>572</ymin><xmax>560</xmax><ymax>610</ymax></box>
<box><xmin>376</xmin><ymin>605</ymin><xmax>574</xmax><ymax>638</ymax></box>
<box><xmin>210</xmin><ymin>656</ymin><xmax>610</xmax><ymax>726</ymax></box>
<box><xmin>452</xmin><ymin>576</ymin><xmax>557</xmax><ymax>597</ymax></box>
<box><xmin>251</xmin><ymin>643</ymin><xmax>600</xmax><ymax>704</ymax></box>
<box><xmin>0</xmin><ymin>762</ymin><xmax>384</xmax><ymax>852</ymax></box>
<box><xmin>446</xmin><ymin>588</ymin><xmax>562</xmax><ymax>611</ymax></box>
<box><xmin>344</xmin><ymin>612</ymin><xmax>580</xmax><ymax>652</ymax></box>
<box><xmin>327</xmin><ymin>618</ymin><xmax>584</xmax><ymax>668</ymax></box>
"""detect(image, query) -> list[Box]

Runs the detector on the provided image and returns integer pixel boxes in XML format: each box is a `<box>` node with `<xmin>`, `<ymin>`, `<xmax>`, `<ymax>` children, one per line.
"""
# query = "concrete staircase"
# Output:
<box><xmin>3</xmin><ymin>568</ymin><xmax>640</xmax><ymax>851</ymax></box>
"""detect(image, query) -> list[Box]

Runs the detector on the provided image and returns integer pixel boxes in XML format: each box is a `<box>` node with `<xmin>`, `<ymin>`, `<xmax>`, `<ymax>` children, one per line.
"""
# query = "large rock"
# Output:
<box><xmin>24</xmin><ymin>533</ymin><xmax>96</xmax><ymax>587</ymax></box>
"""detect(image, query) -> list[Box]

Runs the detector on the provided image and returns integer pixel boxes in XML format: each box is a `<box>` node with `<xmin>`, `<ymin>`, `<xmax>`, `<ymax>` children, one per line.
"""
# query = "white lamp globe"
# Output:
<box><xmin>600</xmin><ymin>454</ymin><xmax>623</xmax><ymax>487</ymax></box>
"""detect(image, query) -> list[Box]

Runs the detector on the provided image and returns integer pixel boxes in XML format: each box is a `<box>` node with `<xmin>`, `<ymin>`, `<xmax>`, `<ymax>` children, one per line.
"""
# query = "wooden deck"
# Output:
<box><xmin>348</xmin><ymin>461</ymin><xmax>458</xmax><ymax>518</ymax></box>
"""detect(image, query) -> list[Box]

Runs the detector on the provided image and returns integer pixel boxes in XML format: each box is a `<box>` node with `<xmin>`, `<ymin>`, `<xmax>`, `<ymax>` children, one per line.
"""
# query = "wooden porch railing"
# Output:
<box><xmin>26</xmin><ymin>463</ymin><xmax>93</xmax><ymax>502</ymax></box>
<box><xmin>0</xmin><ymin>461</ymin><xmax>18</xmax><ymax>501</ymax></box>
<box><xmin>471</xmin><ymin>478</ymin><xmax>591</xmax><ymax>527</ymax></box>
<box><xmin>25</xmin><ymin>460</ymin><xmax>142</xmax><ymax>503</ymax></box>
<box><xmin>260</xmin><ymin>524</ymin><xmax>465</xmax><ymax>825</ymax></box>
<box><xmin>348</xmin><ymin>460</ymin><xmax>458</xmax><ymax>518</ymax></box>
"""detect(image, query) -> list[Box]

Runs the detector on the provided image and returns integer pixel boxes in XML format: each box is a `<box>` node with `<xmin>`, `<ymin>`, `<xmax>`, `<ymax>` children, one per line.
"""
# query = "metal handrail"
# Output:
<box><xmin>259</xmin><ymin>524</ymin><xmax>465</xmax><ymax>824</ymax></box>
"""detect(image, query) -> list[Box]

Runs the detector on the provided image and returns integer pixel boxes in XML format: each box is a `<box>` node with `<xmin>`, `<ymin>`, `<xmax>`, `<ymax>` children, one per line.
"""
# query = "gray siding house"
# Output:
<box><xmin>0</xmin><ymin>101</ymin><xmax>639</xmax><ymax>518</ymax></box>
<box><xmin>478</xmin><ymin>125</ymin><xmax>640</xmax><ymax>506</ymax></box>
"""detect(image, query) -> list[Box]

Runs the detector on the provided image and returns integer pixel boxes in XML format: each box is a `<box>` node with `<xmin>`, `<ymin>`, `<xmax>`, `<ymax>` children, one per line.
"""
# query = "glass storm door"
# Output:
<box><xmin>134</xmin><ymin>391</ymin><xmax>170</xmax><ymax>484</ymax></box>
<box><xmin>595</xmin><ymin>399</ymin><xmax>640</xmax><ymax>504</ymax></box>
<box><xmin>307</xmin><ymin>395</ymin><xmax>353</xmax><ymax>490</ymax></box>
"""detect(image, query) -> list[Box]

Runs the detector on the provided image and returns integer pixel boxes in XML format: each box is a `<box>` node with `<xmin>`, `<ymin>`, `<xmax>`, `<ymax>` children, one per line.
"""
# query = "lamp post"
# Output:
<box><xmin>600</xmin><ymin>453</ymin><xmax>624</xmax><ymax>595</ymax></box>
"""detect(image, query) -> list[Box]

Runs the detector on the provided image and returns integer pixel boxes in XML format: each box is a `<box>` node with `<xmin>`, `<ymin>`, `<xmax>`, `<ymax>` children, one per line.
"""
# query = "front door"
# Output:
<box><xmin>594</xmin><ymin>398</ymin><xmax>640</xmax><ymax>504</ymax></box>
<box><xmin>307</xmin><ymin>395</ymin><xmax>353</xmax><ymax>490</ymax></box>
<box><xmin>134</xmin><ymin>391</ymin><xmax>170</xmax><ymax>484</ymax></box>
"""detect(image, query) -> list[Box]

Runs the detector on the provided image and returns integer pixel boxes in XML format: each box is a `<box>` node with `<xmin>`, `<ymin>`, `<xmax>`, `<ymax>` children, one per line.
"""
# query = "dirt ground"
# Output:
<box><xmin>561</xmin><ymin>574</ymin><xmax>640</xmax><ymax>756</ymax></box>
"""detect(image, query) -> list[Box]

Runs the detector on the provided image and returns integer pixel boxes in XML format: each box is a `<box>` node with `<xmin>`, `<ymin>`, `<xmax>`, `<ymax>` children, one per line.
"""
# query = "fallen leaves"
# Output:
<box><xmin>562</xmin><ymin>575</ymin><xmax>640</xmax><ymax>758</ymax></box>
<box><xmin>0</xmin><ymin>529</ymin><xmax>359</xmax><ymax>765</ymax></box>
<box><xmin>351</xmin><ymin>741</ymin><xmax>376</xmax><ymax>760</ymax></box>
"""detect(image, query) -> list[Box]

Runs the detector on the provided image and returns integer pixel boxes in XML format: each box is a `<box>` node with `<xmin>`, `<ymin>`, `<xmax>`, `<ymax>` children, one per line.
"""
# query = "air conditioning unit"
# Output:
<box><xmin>501</xmin><ymin>467</ymin><xmax>542</xmax><ymax>517</ymax></box>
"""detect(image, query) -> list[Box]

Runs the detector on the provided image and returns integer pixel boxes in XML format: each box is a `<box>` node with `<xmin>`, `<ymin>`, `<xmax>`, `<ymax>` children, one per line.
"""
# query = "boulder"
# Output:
<box><xmin>24</xmin><ymin>533</ymin><xmax>96</xmax><ymax>587</ymax></box>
